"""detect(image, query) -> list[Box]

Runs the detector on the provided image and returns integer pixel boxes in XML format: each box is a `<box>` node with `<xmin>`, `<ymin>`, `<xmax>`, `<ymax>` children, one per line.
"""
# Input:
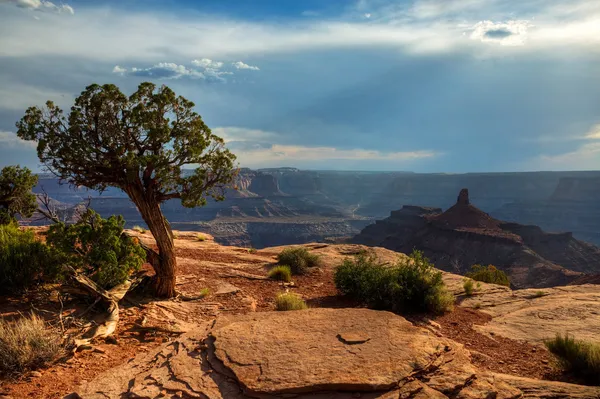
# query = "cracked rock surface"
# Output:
<box><xmin>75</xmin><ymin>308</ymin><xmax>600</xmax><ymax>399</ymax></box>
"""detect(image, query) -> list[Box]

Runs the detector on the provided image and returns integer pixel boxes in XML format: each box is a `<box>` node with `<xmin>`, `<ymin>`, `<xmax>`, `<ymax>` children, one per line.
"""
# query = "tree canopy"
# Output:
<box><xmin>17</xmin><ymin>82</ymin><xmax>236</xmax><ymax>206</ymax></box>
<box><xmin>0</xmin><ymin>165</ymin><xmax>38</xmax><ymax>224</ymax></box>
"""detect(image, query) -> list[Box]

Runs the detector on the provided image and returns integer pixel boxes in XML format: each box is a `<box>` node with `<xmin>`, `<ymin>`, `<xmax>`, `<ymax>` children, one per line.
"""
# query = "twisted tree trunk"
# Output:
<box><xmin>126</xmin><ymin>187</ymin><xmax>177</xmax><ymax>298</ymax></box>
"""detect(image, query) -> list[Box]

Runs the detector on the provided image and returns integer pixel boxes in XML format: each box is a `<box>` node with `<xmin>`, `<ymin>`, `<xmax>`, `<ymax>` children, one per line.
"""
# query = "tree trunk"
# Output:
<box><xmin>127</xmin><ymin>188</ymin><xmax>177</xmax><ymax>298</ymax></box>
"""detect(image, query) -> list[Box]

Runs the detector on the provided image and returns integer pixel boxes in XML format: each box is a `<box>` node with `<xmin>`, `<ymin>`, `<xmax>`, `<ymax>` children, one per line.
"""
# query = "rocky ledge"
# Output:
<box><xmin>75</xmin><ymin>308</ymin><xmax>599</xmax><ymax>399</ymax></box>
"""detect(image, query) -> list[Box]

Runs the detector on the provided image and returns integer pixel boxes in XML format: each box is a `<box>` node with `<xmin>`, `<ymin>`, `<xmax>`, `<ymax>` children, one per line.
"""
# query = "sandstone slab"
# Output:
<box><xmin>75</xmin><ymin>309</ymin><xmax>600</xmax><ymax>399</ymax></box>
<box><xmin>461</xmin><ymin>284</ymin><xmax>600</xmax><ymax>344</ymax></box>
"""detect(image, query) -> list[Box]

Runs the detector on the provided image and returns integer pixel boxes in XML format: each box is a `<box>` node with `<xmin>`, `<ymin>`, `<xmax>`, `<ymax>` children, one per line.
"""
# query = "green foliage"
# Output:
<box><xmin>0</xmin><ymin>313</ymin><xmax>65</xmax><ymax>377</ymax></box>
<box><xmin>16</xmin><ymin>82</ymin><xmax>237</xmax><ymax>207</ymax></box>
<box><xmin>268</xmin><ymin>265</ymin><xmax>292</xmax><ymax>282</ymax></box>
<box><xmin>248</xmin><ymin>247</ymin><xmax>257</xmax><ymax>254</ymax></box>
<box><xmin>463</xmin><ymin>279</ymin><xmax>475</xmax><ymax>296</ymax></box>
<box><xmin>46</xmin><ymin>210</ymin><xmax>145</xmax><ymax>289</ymax></box>
<box><xmin>277</xmin><ymin>247</ymin><xmax>321</xmax><ymax>275</ymax></box>
<box><xmin>531</xmin><ymin>290</ymin><xmax>546</xmax><ymax>298</ymax></box>
<box><xmin>0</xmin><ymin>165</ymin><xmax>38</xmax><ymax>225</ymax></box>
<box><xmin>0</xmin><ymin>223</ymin><xmax>63</xmax><ymax>294</ymax></box>
<box><xmin>466</xmin><ymin>264</ymin><xmax>510</xmax><ymax>287</ymax></box>
<box><xmin>196</xmin><ymin>233</ymin><xmax>206</xmax><ymax>242</ymax></box>
<box><xmin>334</xmin><ymin>250</ymin><xmax>454</xmax><ymax>314</ymax></box>
<box><xmin>275</xmin><ymin>292</ymin><xmax>308</xmax><ymax>311</ymax></box>
<box><xmin>132</xmin><ymin>225</ymin><xmax>146</xmax><ymax>234</ymax></box>
<box><xmin>545</xmin><ymin>334</ymin><xmax>600</xmax><ymax>384</ymax></box>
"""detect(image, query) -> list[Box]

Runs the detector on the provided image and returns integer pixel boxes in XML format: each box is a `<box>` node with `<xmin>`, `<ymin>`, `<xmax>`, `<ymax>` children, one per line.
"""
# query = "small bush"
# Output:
<box><xmin>248</xmin><ymin>247</ymin><xmax>257</xmax><ymax>254</ymax></box>
<box><xmin>268</xmin><ymin>265</ymin><xmax>292</xmax><ymax>282</ymax></box>
<box><xmin>196</xmin><ymin>234</ymin><xmax>206</xmax><ymax>242</ymax></box>
<box><xmin>463</xmin><ymin>279</ymin><xmax>475</xmax><ymax>296</ymax></box>
<box><xmin>277</xmin><ymin>247</ymin><xmax>320</xmax><ymax>275</ymax></box>
<box><xmin>0</xmin><ymin>223</ymin><xmax>63</xmax><ymax>294</ymax></box>
<box><xmin>545</xmin><ymin>334</ymin><xmax>600</xmax><ymax>384</ymax></box>
<box><xmin>334</xmin><ymin>250</ymin><xmax>454</xmax><ymax>314</ymax></box>
<box><xmin>531</xmin><ymin>290</ymin><xmax>546</xmax><ymax>298</ymax></box>
<box><xmin>466</xmin><ymin>264</ymin><xmax>510</xmax><ymax>287</ymax></box>
<box><xmin>275</xmin><ymin>292</ymin><xmax>308</xmax><ymax>311</ymax></box>
<box><xmin>0</xmin><ymin>314</ymin><xmax>65</xmax><ymax>376</ymax></box>
<box><xmin>132</xmin><ymin>225</ymin><xmax>146</xmax><ymax>234</ymax></box>
<box><xmin>47</xmin><ymin>210</ymin><xmax>145</xmax><ymax>290</ymax></box>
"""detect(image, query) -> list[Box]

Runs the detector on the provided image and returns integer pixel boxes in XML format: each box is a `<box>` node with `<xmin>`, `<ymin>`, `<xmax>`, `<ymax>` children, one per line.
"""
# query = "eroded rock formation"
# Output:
<box><xmin>351</xmin><ymin>189</ymin><xmax>600</xmax><ymax>288</ymax></box>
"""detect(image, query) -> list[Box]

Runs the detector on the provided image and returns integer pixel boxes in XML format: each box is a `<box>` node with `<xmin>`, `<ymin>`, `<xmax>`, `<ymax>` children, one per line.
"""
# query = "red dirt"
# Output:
<box><xmin>432</xmin><ymin>307</ymin><xmax>561</xmax><ymax>380</ymax></box>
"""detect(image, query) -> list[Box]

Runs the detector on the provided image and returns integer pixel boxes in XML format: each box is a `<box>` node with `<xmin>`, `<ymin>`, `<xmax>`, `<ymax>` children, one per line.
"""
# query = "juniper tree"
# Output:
<box><xmin>0</xmin><ymin>165</ymin><xmax>38</xmax><ymax>224</ymax></box>
<box><xmin>16</xmin><ymin>82</ymin><xmax>237</xmax><ymax>297</ymax></box>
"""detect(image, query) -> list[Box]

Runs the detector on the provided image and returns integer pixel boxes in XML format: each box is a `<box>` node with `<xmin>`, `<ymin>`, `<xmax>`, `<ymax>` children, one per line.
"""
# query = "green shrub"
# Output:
<box><xmin>0</xmin><ymin>313</ymin><xmax>65</xmax><ymax>377</ymax></box>
<box><xmin>132</xmin><ymin>225</ymin><xmax>146</xmax><ymax>234</ymax></box>
<box><xmin>0</xmin><ymin>223</ymin><xmax>63</xmax><ymax>294</ymax></box>
<box><xmin>545</xmin><ymin>334</ymin><xmax>600</xmax><ymax>384</ymax></box>
<box><xmin>275</xmin><ymin>292</ymin><xmax>308</xmax><ymax>311</ymax></box>
<box><xmin>463</xmin><ymin>279</ymin><xmax>475</xmax><ymax>296</ymax></box>
<box><xmin>531</xmin><ymin>290</ymin><xmax>546</xmax><ymax>298</ymax></box>
<box><xmin>466</xmin><ymin>264</ymin><xmax>510</xmax><ymax>287</ymax></box>
<box><xmin>47</xmin><ymin>210</ymin><xmax>145</xmax><ymax>289</ymax></box>
<box><xmin>277</xmin><ymin>247</ymin><xmax>320</xmax><ymax>275</ymax></box>
<box><xmin>248</xmin><ymin>247</ymin><xmax>257</xmax><ymax>254</ymax></box>
<box><xmin>196</xmin><ymin>234</ymin><xmax>206</xmax><ymax>241</ymax></box>
<box><xmin>334</xmin><ymin>250</ymin><xmax>454</xmax><ymax>314</ymax></box>
<box><xmin>268</xmin><ymin>265</ymin><xmax>292</xmax><ymax>282</ymax></box>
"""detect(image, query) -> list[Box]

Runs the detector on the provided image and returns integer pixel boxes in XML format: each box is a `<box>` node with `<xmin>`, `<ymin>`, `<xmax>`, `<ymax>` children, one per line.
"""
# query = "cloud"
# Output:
<box><xmin>528</xmin><ymin>123</ymin><xmax>600</xmax><ymax>170</ymax></box>
<box><xmin>0</xmin><ymin>131</ymin><xmax>37</xmax><ymax>149</ymax></box>
<box><xmin>113</xmin><ymin>60</ymin><xmax>242</xmax><ymax>82</ymax></box>
<box><xmin>232</xmin><ymin>61</ymin><xmax>260</xmax><ymax>71</ymax></box>
<box><xmin>1</xmin><ymin>0</ymin><xmax>73</xmax><ymax>14</ymax></box>
<box><xmin>2</xmin><ymin>0</ymin><xmax>599</xmax><ymax>64</ymax></box>
<box><xmin>112</xmin><ymin>65</ymin><xmax>126</xmax><ymax>75</ymax></box>
<box><xmin>213</xmin><ymin>126</ymin><xmax>438</xmax><ymax>168</ymax></box>
<box><xmin>535</xmin><ymin>142</ymin><xmax>600</xmax><ymax>170</ymax></box>
<box><xmin>470</xmin><ymin>20</ymin><xmax>532</xmax><ymax>46</ymax></box>
<box><xmin>113</xmin><ymin>63</ymin><xmax>205</xmax><ymax>80</ymax></box>
<box><xmin>235</xmin><ymin>144</ymin><xmax>437</xmax><ymax>167</ymax></box>
<box><xmin>191</xmin><ymin>58</ymin><xmax>224</xmax><ymax>69</ymax></box>
<box><xmin>584</xmin><ymin>124</ymin><xmax>600</xmax><ymax>140</ymax></box>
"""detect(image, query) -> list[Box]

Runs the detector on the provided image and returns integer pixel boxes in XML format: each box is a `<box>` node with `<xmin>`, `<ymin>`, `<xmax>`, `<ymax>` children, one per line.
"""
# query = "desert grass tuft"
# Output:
<box><xmin>0</xmin><ymin>313</ymin><xmax>65</xmax><ymax>377</ymax></box>
<box><xmin>275</xmin><ymin>292</ymin><xmax>308</xmax><ymax>311</ymax></box>
<box><xmin>277</xmin><ymin>247</ymin><xmax>320</xmax><ymax>275</ymax></box>
<box><xmin>268</xmin><ymin>265</ymin><xmax>292</xmax><ymax>282</ymax></box>
<box><xmin>545</xmin><ymin>333</ymin><xmax>600</xmax><ymax>384</ymax></box>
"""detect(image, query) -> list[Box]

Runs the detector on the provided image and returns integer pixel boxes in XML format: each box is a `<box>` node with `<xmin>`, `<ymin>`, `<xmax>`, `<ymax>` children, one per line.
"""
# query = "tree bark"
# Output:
<box><xmin>126</xmin><ymin>187</ymin><xmax>177</xmax><ymax>298</ymax></box>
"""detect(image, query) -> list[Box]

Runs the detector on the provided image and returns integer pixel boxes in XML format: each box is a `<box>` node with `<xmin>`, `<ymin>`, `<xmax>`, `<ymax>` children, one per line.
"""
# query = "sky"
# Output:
<box><xmin>0</xmin><ymin>0</ymin><xmax>599</xmax><ymax>173</ymax></box>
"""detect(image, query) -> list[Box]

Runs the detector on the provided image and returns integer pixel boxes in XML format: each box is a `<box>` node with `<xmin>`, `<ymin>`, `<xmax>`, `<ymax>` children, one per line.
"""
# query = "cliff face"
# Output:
<box><xmin>351</xmin><ymin>189</ymin><xmax>600</xmax><ymax>288</ymax></box>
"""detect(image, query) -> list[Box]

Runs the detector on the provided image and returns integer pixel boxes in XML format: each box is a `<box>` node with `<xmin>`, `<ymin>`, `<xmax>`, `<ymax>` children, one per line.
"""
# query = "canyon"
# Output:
<box><xmin>27</xmin><ymin>169</ymin><xmax>600</xmax><ymax>250</ymax></box>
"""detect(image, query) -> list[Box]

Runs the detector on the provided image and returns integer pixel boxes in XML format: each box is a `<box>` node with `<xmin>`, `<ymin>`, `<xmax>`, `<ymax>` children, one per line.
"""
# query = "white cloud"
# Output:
<box><xmin>0</xmin><ymin>131</ymin><xmax>37</xmax><ymax>149</ymax></box>
<box><xmin>1</xmin><ymin>0</ymin><xmax>74</xmax><ymax>14</ymax></box>
<box><xmin>584</xmin><ymin>124</ymin><xmax>600</xmax><ymax>140</ymax></box>
<box><xmin>114</xmin><ymin>63</ymin><xmax>205</xmax><ymax>80</ymax></box>
<box><xmin>213</xmin><ymin>126</ymin><xmax>279</xmax><ymax>143</ymax></box>
<box><xmin>191</xmin><ymin>58</ymin><xmax>224</xmax><ymax>69</ymax></box>
<box><xmin>112</xmin><ymin>65</ymin><xmax>127</xmax><ymax>75</ymax></box>
<box><xmin>236</xmin><ymin>144</ymin><xmax>437</xmax><ymax>167</ymax></box>
<box><xmin>364</xmin><ymin>13</ymin><xmax>371</xmax><ymax>19</ymax></box>
<box><xmin>232</xmin><ymin>61</ymin><xmax>260</xmax><ymax>71</ymax></box>
<box><xmin>470</xmin><ymin>20</ymin><xmax>532</xmax><ymax>46</ymax></box>
<box><xmin>213</xmin><ymin>126</ymin><xmax>437</xmax><ymax>168</ymax></box>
